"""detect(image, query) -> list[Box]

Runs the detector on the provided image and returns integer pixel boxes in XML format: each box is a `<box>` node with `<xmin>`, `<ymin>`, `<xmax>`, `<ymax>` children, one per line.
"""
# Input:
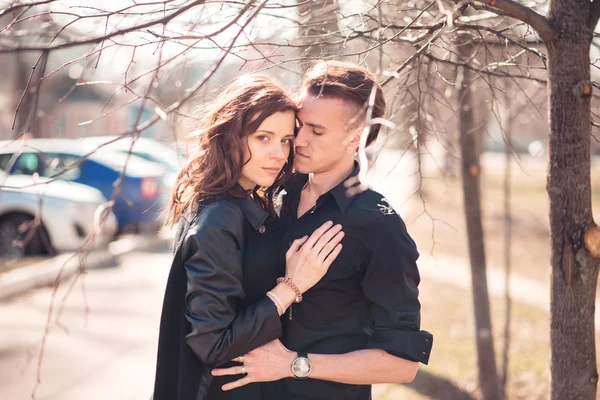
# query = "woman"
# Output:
<box><xmin>152</xmin><ymin>75</ymin><xmax>344</xmax><ymax>400</ymax></box>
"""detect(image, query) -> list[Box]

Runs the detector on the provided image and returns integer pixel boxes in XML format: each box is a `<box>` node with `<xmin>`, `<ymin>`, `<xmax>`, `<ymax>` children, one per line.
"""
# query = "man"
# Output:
<box><xmin>212</xmin><ymin>60</ymin><xmax>432</xmax><ymax>399</ymax></box>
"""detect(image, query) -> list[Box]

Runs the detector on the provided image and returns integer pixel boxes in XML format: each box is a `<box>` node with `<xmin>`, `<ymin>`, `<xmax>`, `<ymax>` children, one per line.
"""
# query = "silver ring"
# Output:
<box><xmin>239</xmin><ymin>355</ymin><xmax>244</xmax><ymax>363</ymax></box>
<box><xmin>241</xmin><ymin>365</ymin><xmax>247</xmax><ymax>375</ymax></box>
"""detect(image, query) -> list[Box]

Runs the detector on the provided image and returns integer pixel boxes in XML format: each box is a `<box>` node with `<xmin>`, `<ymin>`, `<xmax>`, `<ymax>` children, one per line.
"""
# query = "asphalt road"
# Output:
<box><xmin>0</xmin><ymin>247</ymin><xmax>172</xmax><ymax>400</ymax></box>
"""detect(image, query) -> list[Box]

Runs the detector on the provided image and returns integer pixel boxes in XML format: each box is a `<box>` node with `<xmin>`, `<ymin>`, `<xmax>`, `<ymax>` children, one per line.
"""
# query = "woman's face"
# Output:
<box><xmin>239</xmin><ymin>110</ymin><xmax>296</xmax><ymax>190</ymax></box>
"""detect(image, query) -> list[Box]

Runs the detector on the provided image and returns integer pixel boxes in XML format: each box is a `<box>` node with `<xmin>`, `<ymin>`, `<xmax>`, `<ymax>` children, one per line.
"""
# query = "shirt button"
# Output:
<box><xmin>259</xmin><ymin>225</ymin><xmax>266</xmax><ymax>234</ymax></box>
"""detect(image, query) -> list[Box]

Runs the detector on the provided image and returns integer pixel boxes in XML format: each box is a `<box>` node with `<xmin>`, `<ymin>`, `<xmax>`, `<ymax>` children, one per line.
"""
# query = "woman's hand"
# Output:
<box><xmin>211</xmin><ymin>340</ymin><xmax>295</xmax><ymax>391</ymax></box>
<box><xmin>285</xmin><ymin>221</ymin><xmax>344</xmax><ymax>293</ymax></box>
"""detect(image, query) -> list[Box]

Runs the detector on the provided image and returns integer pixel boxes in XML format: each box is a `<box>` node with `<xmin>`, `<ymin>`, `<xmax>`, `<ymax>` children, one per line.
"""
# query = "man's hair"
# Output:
<box><xmin>301</xmin><ymin>60</ymin><xmax>386</xmax><ymax>147</ymax></box>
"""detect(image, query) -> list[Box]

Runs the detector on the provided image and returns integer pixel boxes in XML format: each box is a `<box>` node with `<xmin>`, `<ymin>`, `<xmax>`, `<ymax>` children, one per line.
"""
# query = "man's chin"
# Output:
<box><xmin>293</xmin><ymin>163</ymin><xmax>312</xmax><ymax>174</ymax></box>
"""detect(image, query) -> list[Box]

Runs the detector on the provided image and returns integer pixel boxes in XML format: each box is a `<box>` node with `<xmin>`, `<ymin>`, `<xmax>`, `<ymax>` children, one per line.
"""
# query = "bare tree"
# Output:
<box><xmin>295</xmin><ymin>0</ymin><xmax>341</xmax><ymax>61</ymax></box>
<box><xmin>450</xmin><ymin>1</ymin><xmax>600</xmax><ymax>398</ymax></box>
<box><xmin>456</xmin><ymin>29</ymin><xmax>501</xmax><ymax>400</ymax></box>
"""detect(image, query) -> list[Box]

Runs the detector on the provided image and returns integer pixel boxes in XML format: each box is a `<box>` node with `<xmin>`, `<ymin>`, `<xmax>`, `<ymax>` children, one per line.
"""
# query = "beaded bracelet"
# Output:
<box><xmin>276</xmin><ymin>277</ymin><xmax>303</xmax><ymax>303</ymax></box>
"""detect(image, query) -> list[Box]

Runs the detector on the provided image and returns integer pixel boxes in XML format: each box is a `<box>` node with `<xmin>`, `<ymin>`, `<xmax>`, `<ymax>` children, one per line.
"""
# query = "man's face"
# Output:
<box><xmin>294</xmin><ymin>94</ymin><xmax>358</xmax><ymax>174</ymax></box>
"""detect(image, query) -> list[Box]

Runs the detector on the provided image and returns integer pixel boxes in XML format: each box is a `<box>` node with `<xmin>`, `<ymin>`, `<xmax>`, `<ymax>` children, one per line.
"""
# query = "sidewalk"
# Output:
<box><xmin>418</xmin><ymin>253</ymin><xmax>600</xmax><ymax>331</ymax></box>
<box><xmin>0</xmin><ymin>233</ymin><xmax>172</xmax><ymax>301</ymax></box>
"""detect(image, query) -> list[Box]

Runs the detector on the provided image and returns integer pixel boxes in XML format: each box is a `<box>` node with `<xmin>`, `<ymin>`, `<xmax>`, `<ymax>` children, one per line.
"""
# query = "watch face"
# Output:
<box><xmin>292</xmin><ymin>357</ymin><xmax>311</xmax><ymax>378</ymax></box>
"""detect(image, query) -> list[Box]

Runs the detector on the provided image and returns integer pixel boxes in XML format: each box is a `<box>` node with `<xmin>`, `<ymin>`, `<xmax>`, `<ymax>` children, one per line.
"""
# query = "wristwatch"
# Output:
<box><xmin>291</xmin><ymin>352</ymin><xmax>312</xmax><ymax>380</ymax></box>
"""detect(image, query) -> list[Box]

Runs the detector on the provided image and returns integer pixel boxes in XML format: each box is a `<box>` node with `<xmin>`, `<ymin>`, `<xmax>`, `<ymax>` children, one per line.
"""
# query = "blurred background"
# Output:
<box><xmin>1</xmin><ymin>1</ymin><xmax>599</xmax><ymax>400</ymax></box>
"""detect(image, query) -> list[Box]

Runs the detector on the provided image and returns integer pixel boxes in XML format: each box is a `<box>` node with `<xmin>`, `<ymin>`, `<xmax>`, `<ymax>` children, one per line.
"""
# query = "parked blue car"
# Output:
<box><xmin>0</xmin><ymin>139</ymin><xmax>166</xmax><ymax>234</ymax></box>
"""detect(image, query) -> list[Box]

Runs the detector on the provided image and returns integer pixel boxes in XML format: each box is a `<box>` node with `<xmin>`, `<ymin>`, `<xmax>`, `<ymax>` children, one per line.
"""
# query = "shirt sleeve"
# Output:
<box><xmin>361</xmin><ymin>211</ymin><xmax>433</xmax><ymax>364</ymax></box>
<box><xmin>182</xmin><ymin>201</ymin><xmax>282</xmax><ymax>367</ymax></box>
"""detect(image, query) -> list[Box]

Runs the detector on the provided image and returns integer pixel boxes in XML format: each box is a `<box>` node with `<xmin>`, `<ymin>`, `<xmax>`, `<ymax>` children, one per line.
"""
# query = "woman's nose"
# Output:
<box><xmin>271</xmin><ymin>143</ymin><xmax>286</xmax><ymax>160</ymax></box>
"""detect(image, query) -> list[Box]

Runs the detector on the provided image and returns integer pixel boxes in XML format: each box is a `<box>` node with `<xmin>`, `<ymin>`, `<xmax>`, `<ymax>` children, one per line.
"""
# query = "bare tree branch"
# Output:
<box><xmin>382</xmin><ymin>28</ymin><xmax>445</xmax><ymax>87</ymax></box>
<box><xmin>0</xmin><ymin>0</ymin><xmax>210</xmax><ymax>52</ymax></box>
<box><xmin>466</xmin><ymin>0</ymin><xmax>554</xmax><ymax>43</ymax></box>
<box><xmin>0</xmin><ymin>0</ymin><xmax>55</xmax><ymax>17</ymax></box>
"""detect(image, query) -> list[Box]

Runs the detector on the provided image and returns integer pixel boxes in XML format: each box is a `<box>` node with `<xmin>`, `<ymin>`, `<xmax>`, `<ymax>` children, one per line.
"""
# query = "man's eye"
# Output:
<box><xmin>313</xmin><ymin>130</ymin><xmax>323</xmax><ymax>136</ymax></box>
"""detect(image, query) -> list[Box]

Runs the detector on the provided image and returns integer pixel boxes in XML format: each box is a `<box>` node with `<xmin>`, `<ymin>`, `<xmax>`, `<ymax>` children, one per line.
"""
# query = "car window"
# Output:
<box><xmin>44</xmin><ymin>153</ymin><xmax>83</xmax><ymax>180</ymax></box>
<box><xmin>14</xmin><ymin>153</ymin><xmax>45</xmax><ymax>175</ymax></box>
<box><xmin>5</xmin><ymin>151</ymin><xmax>82</xmax><ymax>180</ymax></box>
<box><xmin>0</xmin><ymin>153</ymin><xmax>14</xmax><ymax>172</ymax></box>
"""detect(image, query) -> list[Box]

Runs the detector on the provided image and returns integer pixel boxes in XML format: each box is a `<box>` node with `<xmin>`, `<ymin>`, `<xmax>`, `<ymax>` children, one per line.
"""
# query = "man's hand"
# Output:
<box><xmin>211</xmin><ymin>340</ymin><xmax>295</xmax><ymax>391</ymax></box>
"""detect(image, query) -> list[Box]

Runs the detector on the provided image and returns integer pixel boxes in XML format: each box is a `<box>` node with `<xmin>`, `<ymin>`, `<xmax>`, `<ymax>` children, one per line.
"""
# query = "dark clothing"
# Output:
<box><xmin>279</xmin><ymin>163</ymin><xmax>433</xmax><ymax>400</ymax></box>
<box><xmin>152</xmin><ymin>194</ymin><xmax>285</xmax><ymax>400</ymax></box>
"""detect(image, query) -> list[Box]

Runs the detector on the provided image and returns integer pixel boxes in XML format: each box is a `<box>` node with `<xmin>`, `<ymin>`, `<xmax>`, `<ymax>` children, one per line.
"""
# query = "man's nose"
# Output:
<box><xmin>295</xmin><ymin>126</ymin><xmax>309</xmax><ymax>147</ymax></box>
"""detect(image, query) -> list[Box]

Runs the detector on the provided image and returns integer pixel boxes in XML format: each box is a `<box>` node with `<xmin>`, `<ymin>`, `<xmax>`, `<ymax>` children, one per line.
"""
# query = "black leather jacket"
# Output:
<box><xmin>152</xmin><ymin>195</ymin><xmax>282</xmax><ymax>400</ymax></box>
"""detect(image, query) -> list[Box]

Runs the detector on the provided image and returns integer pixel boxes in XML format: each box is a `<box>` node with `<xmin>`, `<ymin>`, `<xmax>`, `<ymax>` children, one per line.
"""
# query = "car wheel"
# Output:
<box><xmin>0</xmin><ymin>214</ymin><xmax>52</xmax><ymax>260</ymax></box>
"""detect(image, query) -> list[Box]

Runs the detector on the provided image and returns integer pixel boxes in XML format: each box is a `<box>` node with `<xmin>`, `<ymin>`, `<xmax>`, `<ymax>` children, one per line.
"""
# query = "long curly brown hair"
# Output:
<box><xmin>167</xmin><ymin>75</ymin><xmax>297</xmax><ymax>226</ymax></box>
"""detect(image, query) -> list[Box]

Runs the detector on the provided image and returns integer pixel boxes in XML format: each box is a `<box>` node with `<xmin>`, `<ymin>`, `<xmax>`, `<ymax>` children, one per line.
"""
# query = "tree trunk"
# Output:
<box><xmin>456</xmin><ymin>31</ymin><xmax>502</xmax><ymax>400</ymax></box>
<box><xmin>501</xmin><ymin>109</ymin><xmax>514</xmax><ymax>399</ymax></box>
<box><xmin>546</xmin><ymin>4</ymin><xmax>600</xmax><ymax>399</ymax></box>
<box><xmin>14</xmin><ymin>51</ymin><xmax>48</xmax><ymax>138</ymax></box>
<box><xmin>296</xmin><ymin>0</ymin><xmax>341</xmax><ymax>60</ymax></box>
<box><xmin>14</xmin><ymin>52</ymin><xmax>29</xmax><ymax>136</ymax></box>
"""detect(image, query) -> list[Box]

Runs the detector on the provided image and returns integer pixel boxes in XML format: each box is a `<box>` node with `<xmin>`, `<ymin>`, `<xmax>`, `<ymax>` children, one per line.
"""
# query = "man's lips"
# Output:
<box><xmin>295</xmin><ymin>150</ymin><xmax>309</xmax><ymax>158</ymax></box>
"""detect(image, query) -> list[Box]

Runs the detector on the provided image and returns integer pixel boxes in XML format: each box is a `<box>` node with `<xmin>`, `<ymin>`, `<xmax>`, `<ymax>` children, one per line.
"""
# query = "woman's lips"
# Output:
<box><xmin>262</xmin><ymin>167</ymin><xmax>281</xmax><ymax>175</ymax></box>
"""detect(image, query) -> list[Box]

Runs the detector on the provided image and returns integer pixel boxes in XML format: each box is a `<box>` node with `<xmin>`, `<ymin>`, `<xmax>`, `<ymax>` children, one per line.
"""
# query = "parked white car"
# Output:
<box><xmin>0</xmin><ymin>173</ymin><xmax>118</xmax><ymax>260</ymax></box>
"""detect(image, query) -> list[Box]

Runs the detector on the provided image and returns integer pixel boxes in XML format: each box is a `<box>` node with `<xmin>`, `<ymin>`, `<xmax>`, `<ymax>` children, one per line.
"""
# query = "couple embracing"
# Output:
<box><xmin>152</xmin><ymin>60</ymin><xmax>433</xmax><ymax>400</ymax></box>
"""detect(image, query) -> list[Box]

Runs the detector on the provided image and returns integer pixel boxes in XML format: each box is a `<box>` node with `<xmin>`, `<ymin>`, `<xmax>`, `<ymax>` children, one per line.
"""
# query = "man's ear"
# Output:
<box><xmin>344</xmin><ymin>127</ymin><xmax>362</xmax><ymax>154</ymax></box>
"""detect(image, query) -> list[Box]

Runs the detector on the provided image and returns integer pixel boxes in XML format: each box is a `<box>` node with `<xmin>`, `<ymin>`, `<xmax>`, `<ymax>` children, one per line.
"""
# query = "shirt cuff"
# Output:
<box><xmin>365</xmin><ymin>329</ymin><xmax>433</xmax><ymax>364</ymax></box>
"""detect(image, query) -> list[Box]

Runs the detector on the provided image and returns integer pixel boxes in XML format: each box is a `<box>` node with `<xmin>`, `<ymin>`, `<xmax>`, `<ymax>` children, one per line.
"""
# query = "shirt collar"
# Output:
<box><xmin>329</xmin><ymin>161</ymin><xmax>360</xmax><ymax>213</ymax></box>
<box><xmin>227</xmin><ymin>187</ymin><xmax>269</xmax><ymax>231</ymax></box>
<box><xmin>283</xmin><ymin>161</ymin><xmax>360</xmax><ymax>214</ymax></box>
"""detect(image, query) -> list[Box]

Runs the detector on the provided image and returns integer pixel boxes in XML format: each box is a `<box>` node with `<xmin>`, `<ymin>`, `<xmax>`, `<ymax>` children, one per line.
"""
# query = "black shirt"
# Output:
<box><xmin>278</xmin><ymin>163</ymin><xmax>433</xmax><ymax>400</ymax></box>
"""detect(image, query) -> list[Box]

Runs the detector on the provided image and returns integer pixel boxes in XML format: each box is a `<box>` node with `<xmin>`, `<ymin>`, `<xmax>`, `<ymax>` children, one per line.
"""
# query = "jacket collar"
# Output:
<box><xmin>226</xmin><ymin>186</ymin><xmax>269</xmax><ymax>231</ymax></box>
